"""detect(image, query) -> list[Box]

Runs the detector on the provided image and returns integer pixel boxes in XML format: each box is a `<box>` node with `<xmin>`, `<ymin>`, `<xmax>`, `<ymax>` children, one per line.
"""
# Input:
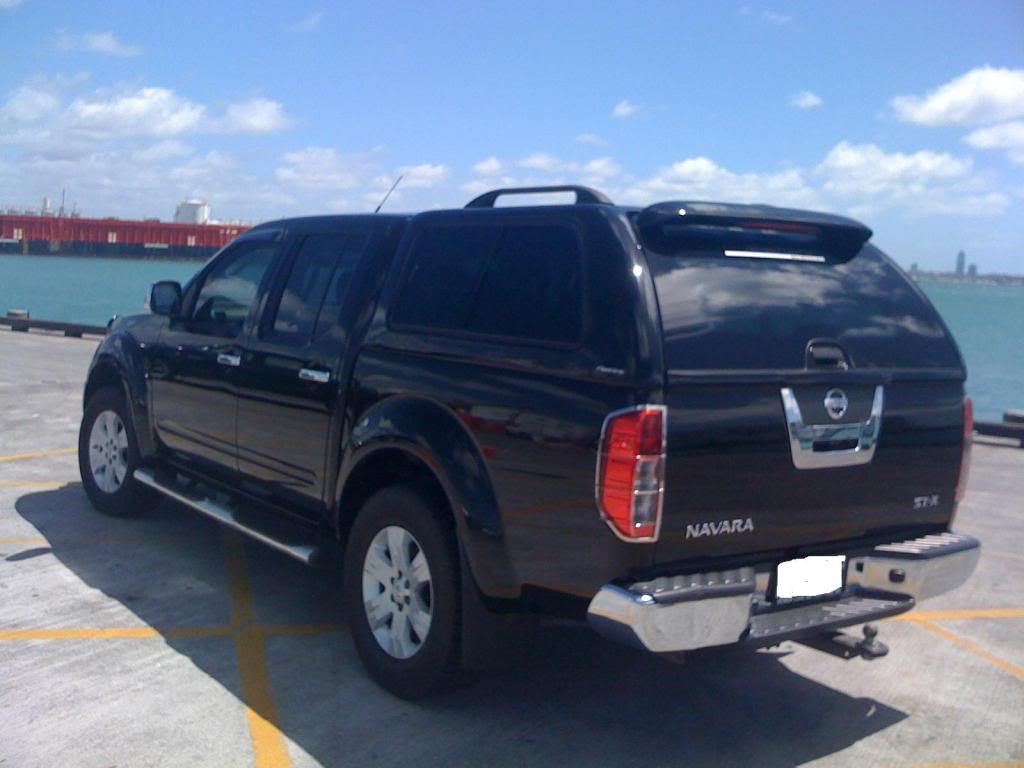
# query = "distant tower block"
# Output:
<box><xmin>967</xmin><ymin>263</ymin><xmax>977</xmax><ymax>278</ymax></box>
<box><xmin>174</xmin><ymin>199</ymin><xmax>211</xmax><ymax>224</ymax></box>
<box><xmin>955</xmin><ymin>250</ymin><xmax>966</xmax><ymax>276</ymax></box>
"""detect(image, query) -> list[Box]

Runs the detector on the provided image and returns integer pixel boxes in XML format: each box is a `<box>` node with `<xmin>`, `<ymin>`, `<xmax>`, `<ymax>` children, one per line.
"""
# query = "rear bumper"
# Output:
<box><xmin>587</xmin><ymin>532</ymin><xmax>980</xmax><ymax>654</ymax></box>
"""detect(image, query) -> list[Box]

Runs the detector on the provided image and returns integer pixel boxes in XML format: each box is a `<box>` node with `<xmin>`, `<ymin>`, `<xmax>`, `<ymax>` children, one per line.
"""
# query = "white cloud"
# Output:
<box><xmin>611</xmin><ymin>99</ymin><xmax>639</xmax><ymax>119</ymax></box>
<box><xmin>575</xmin><ymin>132</ymin><xmax>608</xmax><ymax>147</ymax></box>
<box><xmin>2</xmin><ymin>84</ymin><xmax>60</xmax><ymax>123</ymax></box>
<box><xmin>70</xmin><ymin>87</ymin><xmax>206</xmax><ymax>138</ymax></box>
<box><xmin>817</xmin><ymin>141</ymin><xmax>1007</xmax><ymax>216</ymax></box>
<box><xmin>581</xmin><ymin>157</ymin><xmax>621</xmax><ymax>181</ymax></box>
<box><xmin>57</xmin><ymin>30</ymin><xmax>143</xmax><ymax>57</ymax></box>
<box><xmin>291</xmin><ymin>11</ymin><xmax>322</xmax><ymax>33</ymax></box>
<box><xmin>216</xmin><ymin>98</ymin><xmax>291</xmax><ymax>133</ymax></box>
<box><xmin>519</xmin><ymin>152</ymin><xmax>565</xmax><ymax>172</ymax></box>
<box><xmin>965</xmin><ymin>120</ymin><xmax>1024</xmax><ymax>165</ymax></box>
<box><xmin>131</xmin><ymin>140</ymin><xmax>193</xmax><ymax>163</ymax></box>
<box><xmin>397</xmin><ymin>163</ymin><xmax>450</xmax><ymax>188</ymax></box>
<box><xmin>739</xmin><ymin>5</ymin><xmax>792</xmax><ymax>24</ymax></box>
<box><xmin>275</xmin><ymin>147</ymin><xmax>364</xmax><ymax>190</ymax></box>
<box><xmin>473</xmin><ymin>156</ymin><xmax>503</xmax><ymax>175</ymax></box>
<box><xmin>620</xmin><ymin>157</ymin><xmax>818</xmax><ymax>209</ymax></box>
<box><xmin>790</xmin><ymin>90</ymin><xmax>823</xmax><ymax>110</ymax></box>
<box><xmin>891</xmin><ymin>67</ymin><xmax>1024</xmax><ymax>126</ymax></box>
<box><xmin>965</xmin><ymin>120</ymin><xmax>1024</xmax><ymax>149</ymax></box>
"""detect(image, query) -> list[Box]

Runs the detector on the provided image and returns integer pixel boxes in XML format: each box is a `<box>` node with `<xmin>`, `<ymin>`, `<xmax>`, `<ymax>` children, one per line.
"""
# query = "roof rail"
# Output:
<box><xmin>465</xmin><ymin>185</ymin><xmax>613</xmax><ymax>209</ymax></box>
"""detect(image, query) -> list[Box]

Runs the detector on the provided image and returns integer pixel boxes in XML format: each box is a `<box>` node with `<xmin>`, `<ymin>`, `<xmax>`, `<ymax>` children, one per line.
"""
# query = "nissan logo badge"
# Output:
<box><xmin>824</xmin><ymin>389</ymin><xmax>849</xmax><ymax>421</ymax></box>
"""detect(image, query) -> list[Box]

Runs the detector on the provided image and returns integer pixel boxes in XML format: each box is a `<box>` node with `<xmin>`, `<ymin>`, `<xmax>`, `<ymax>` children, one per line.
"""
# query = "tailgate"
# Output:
<box><xmin>634</xmin><ymin>201</ymin><xmax>967</xmax><ymax>564</ymax></box>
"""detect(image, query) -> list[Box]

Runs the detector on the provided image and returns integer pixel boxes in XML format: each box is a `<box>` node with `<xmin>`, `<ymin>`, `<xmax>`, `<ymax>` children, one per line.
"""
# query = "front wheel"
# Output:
<box><xmin>78</xmin><ymin>386</ymin><xmax>157</xmax><ymax>516</ymax></box>
<box><xmin>343</xmin><ymin>485</ymin><xmax>461</xmax><ymax>699</ymax></box>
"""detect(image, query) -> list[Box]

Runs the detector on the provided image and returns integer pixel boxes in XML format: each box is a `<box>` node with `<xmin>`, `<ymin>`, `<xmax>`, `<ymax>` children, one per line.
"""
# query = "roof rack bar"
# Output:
<box><xmin>465</xmin><ymin>185</ymin><xmax>613</xmax><ymax>209</ymax></box>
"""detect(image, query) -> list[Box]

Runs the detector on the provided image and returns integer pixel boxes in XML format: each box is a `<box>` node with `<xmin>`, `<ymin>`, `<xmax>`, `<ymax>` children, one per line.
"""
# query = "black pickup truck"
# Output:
<box><xmin>78</xmin><ymin>185</ymin><xmax>979</xmax><ymax>698</ymax></box>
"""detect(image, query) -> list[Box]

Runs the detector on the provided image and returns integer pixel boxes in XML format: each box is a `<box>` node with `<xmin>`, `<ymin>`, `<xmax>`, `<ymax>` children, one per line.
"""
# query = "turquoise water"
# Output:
<box><xmin>0</xmin><ymin>254</ymin><xmax>1020</xmax><ymax>419</ymax></box>
<box><xmin>0</xmin><ymin>254</ymin><xmax>201</xmax><ymax>326</ymax></box>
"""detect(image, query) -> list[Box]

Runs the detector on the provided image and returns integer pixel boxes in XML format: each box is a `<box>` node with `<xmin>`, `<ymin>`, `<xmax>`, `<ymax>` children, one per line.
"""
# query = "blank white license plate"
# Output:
<box><xmin>776</xmin><ymin>556</ymin><xmax>845</xmax><ymax>599</ymax></box>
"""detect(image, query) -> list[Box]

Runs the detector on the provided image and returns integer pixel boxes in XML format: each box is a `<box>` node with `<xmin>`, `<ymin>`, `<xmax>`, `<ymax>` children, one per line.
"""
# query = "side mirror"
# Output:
<box><xmin>149</xmin><ymin>281</ymin><xmax>182</xmax><ymax>317</ymax></box>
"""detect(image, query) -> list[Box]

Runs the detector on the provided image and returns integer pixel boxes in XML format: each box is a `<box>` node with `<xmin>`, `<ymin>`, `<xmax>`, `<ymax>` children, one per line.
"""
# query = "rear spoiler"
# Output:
<box><xmin>635</xmin><ymin>201</ymin><xmax>873</xmax><ymax>263</ymax></box>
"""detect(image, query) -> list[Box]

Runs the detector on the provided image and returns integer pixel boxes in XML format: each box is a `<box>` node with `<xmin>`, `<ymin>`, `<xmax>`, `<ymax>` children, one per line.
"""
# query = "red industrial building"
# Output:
<box><xmin>0</xmin><ymin>213</ymin><xmax>249</xmax><ymax>259</ymax></box>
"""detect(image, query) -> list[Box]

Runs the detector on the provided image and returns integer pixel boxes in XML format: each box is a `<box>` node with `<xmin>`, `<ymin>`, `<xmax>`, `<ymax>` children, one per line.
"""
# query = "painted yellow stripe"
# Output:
<box><xmin>0</xmin><ymin>626</ymin><xmax>233</xmax><ymax>641</ymax></box>
<box><xmin>0</xmin><ymin>447</ymin><xmax>76</xmax><ymax>463</ymax></box>
<box><xmin>0</xmin><ymin>536</ymin><xmax>49</xmax><ymax>544</ymax></box>
<box><xmin>910</xmin><ymin>619</ymin><xmax>1024</xmax><ymax>681</ymax></box>
<box><xmin>260</xmin><ymin>623</ymin><xmax>342</xmax><ymax>636</ymax></box>
<box><xmin>223</xmin><ymin>531</ymin><xmax>292</xmax><ymax>768</ymax></box>
<box><xmin>894</xmin><ymin>608</ymin><xmax>1024</xmax><ymax>622</ymax></box>
<box><xmin>0</xmin><ymin>480</ymin><xmax>70</xmax><ymax>489</ymax></box>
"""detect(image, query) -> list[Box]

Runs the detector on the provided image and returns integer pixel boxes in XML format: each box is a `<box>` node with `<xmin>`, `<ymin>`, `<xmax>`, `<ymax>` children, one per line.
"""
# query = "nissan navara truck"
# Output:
<box><xmin>78</xmin><ymin>186</ymin><xmax>980</xmax><ymax>698</ymax></box>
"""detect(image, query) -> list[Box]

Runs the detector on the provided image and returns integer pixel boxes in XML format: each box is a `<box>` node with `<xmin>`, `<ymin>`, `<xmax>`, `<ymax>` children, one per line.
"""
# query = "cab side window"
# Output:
<box><xmin>262</xmin><ymin>231</ymin><xmax>371</xmax><ymax>347</ymax></box>
<box><xmin>190</xmin><ymin>242</ymin><xmax>278</xmax><ymax>338</ymax></box>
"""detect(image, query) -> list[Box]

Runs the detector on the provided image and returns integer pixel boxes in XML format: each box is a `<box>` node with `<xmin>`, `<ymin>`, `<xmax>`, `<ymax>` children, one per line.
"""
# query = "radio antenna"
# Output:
<box><xmin>374</xmin><ymin>175</ymin><xmax>403</xmax><ymax>213</ymax></box>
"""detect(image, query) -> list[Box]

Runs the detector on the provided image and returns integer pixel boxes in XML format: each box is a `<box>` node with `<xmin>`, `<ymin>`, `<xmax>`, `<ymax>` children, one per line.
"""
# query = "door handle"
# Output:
<box><xmin>217</xmin><ymin>353</ymin><xmax>241</xmax><ymax>367</ymax></box>
<box><xmin>298</xmin><ymin>368</ymin><xmax>330</xmax><ymax>384</ymax></box>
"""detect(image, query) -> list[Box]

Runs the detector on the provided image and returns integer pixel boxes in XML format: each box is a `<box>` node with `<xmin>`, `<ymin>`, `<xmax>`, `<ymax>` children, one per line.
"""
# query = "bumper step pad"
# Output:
<box><xmin>746</xmin><ymin>593</ymin><xmax>913</xmax><ymax>647</ymax></box>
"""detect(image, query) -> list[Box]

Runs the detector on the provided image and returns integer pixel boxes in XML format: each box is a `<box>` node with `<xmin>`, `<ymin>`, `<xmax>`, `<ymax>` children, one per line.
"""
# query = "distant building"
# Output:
<box><xmin>967</xmin><ymin>263</ymin><xmax>977</xmax><ymax>278</ymax></box>
<box><xmin>910</xmin><ymin>263</ymin><xmax>918</xmax><ymax>275</ymax></box>
<box><xmin>174</xmin><ymin>200</ymin><xmax>211</xmax><ymax>225</ymax></box>
<box><xmin>955</xmin><ymin>250</ymin><xmax>966</xmax><ymax>276</ymax></box>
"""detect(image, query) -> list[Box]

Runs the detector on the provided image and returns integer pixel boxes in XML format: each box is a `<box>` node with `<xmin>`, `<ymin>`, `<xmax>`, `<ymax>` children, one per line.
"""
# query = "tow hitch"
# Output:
<box><xmin>798</xmin><ymin>623</ymin><xmax>889</xmax><ymax>660</ymax></box>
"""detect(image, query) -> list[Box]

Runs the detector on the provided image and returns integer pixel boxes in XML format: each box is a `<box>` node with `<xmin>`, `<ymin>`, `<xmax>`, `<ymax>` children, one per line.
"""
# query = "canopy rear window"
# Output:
<box><xmin>642</xmin><ymin>243</ymin><xmax>962</xmax><ymax>371</ymax></box>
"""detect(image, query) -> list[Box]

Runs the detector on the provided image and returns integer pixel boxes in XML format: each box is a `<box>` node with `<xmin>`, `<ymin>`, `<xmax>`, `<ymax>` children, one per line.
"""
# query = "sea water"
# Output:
<box><xmin>1</xmin><ymin>254</ymin><xmax>1021</xmax><ymax>419</ymax></box>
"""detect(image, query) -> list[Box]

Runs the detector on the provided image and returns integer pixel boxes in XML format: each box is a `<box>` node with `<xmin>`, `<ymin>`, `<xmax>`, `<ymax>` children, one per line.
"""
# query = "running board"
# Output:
<box><xmin>133</xmin><ymin>467</ymin><xmax>330</xmax><ymax>566</ymax></box>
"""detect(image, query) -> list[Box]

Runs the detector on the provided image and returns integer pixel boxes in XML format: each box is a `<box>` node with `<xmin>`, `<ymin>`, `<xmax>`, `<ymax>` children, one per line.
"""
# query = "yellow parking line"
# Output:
<box><xmin>0</xmin><ymin>480</ymin><xmax>71</xmax><ymax>489</ymax></box>
<box><xmin>895</xmin><ymin>608</ymin><xmax>1024</xmax><ymax>622</ymax></box>
<box><xmin>0</xmin><ymin>536</ymin><xmax>49</xmax><ymax>544</ymax></box>
<box><xmin>261</xmin><ymin>623</ymin><xmax>342</xmax><ymax>636</ymax></box>
<box><xmin>0</xmin><ymin>626</ymin><xmax>234</xmax><ymax>641</ymax></box>
<box><xmin>223</xmin><ymin>531</ymin><xmax>292</xmax><ymax>768</ymax></box>
<box><xmin>910</xmin><ymin>619</ymin><xmax>1024</xmax><ymax>681</ymax></box>
<box><xmin>0</xmin><ymin>447</ymin><xmax>76</xmax><ymax>463</ymax></box>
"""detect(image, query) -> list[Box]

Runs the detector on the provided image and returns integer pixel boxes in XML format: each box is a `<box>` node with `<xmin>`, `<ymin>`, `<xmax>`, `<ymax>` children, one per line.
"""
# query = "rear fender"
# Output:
<box><xmin>337</xmin><ymin>395</ymin><xmax>520</xmax><ymax>598</ymax></box>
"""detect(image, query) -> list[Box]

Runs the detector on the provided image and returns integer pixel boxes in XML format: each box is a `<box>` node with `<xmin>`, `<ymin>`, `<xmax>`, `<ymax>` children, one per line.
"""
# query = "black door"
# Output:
<box><xmin>235</xmin><ymin>229</ymin><xmax>372</xmax><ymax>513</ymax></box>
<box><xmin>149</xmin><ymin>237</ymin><xmax>281</xmax><ymax>474</ymax></box>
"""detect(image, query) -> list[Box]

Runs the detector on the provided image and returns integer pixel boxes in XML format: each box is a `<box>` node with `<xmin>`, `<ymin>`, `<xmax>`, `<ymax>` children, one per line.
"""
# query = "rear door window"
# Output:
<box><xmin>391</xmin><ymin>221</ymin><xmax>583</xmax><ymax>345</ymax></box>
<box><xmin>263</xmin><ymin>231</ymin><xmax>370</xmax><ymax>346</ymax></box>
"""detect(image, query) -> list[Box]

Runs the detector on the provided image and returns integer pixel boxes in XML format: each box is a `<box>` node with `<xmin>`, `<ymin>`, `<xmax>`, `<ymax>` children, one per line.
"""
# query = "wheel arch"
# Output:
<box><xmin>333</xmin><ymin>396</ymin><xmax>520</xmax><ymax>599</ymax></box>
<box><xmin>84</xmin><ymin>338</ymin><xmax>157</xmax><ymax>459</ymax></box>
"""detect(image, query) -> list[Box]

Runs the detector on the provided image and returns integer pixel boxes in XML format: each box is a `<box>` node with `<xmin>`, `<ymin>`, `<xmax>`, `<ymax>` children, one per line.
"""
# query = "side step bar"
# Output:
<box><xmin>133</xmin><ymin>467</ymin><xmax>331</xmax><ymax>566</ymax></box>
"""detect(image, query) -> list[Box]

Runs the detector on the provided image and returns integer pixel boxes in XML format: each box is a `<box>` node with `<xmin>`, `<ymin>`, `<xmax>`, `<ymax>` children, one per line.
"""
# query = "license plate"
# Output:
<box><xmin>775</xmin><ymin>556</ymin><xmax>845</xmax><ymax>599</ymax></box>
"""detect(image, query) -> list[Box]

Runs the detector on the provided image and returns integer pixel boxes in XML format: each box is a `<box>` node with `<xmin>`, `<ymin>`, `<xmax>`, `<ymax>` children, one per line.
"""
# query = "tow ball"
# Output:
<box><xmin>798</xmin><ymin>623</ymin><xmax>890</xmax><ymax>660</ymax></box>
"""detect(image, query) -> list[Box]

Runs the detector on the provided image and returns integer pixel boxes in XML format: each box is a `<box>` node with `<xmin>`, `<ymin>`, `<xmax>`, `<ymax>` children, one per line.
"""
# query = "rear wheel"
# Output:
<box><xmin>78</xmin><ymin>386</ymin><xmax>157</xmax><ymax>516</ymax></box>
<box><xmin>344</xmin><ymin>484</ymin><xmax>460</xmax><ymax>699</ymax></box>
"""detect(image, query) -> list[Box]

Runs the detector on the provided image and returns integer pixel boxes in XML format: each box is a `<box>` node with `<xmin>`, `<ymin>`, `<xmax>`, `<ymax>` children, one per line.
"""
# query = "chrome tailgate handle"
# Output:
<box><xmin>298</xmin><ymin>368</ymin><xmax>330</xmax><ymax>384</ymax></box>
<box><xmin>216</xmin><ymin>353</ymin><xmax>241</xmax><ymax>367</ymax></box>
<box><xmin>780</xmin><ymin>386</ymin><xmax>884</xmax><ymax>469</ymax></box>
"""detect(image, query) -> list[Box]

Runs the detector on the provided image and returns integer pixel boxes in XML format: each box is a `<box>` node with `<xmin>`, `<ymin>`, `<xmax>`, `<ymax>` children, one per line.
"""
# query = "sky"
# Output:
<box><xmin>1</xmin><ymin>0</ymin><xmax>1023</xmax><ymax>273</ymax></box>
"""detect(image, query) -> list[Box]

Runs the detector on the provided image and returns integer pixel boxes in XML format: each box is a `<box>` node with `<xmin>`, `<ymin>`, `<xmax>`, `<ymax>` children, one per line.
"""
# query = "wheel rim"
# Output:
<box><xmin>362</xmin><ymin>525</ymin><xmax>433</xmax><ymax>660</ymax></box>
<box><xmin>88</xmin><ymin>410</ymin><xmax>129</xmax><ymax>494</ymax></box>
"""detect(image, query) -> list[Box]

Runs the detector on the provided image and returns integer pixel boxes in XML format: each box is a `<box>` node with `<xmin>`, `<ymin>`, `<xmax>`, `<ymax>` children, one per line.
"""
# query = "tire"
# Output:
<box><xmin>344</xmin><ymin>484</ymin><xmax>461</xmax><ymax>699</ymax></box>
<box><xmin>78</xmin><ymin>386</ymin><xmax>158</xmax><ymax>517</ymax></box>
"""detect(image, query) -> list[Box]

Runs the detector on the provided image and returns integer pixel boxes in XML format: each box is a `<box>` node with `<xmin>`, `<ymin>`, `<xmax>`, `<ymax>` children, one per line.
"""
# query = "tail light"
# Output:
<box><xmin>955</xmin><ymin>397</ymin><xmax>973</xmax><ymax>504</ymax></box>
<box><xmin>596</xmin><ymin>405</ymin><xmax>666</xmax><ymax>541</ymax></box>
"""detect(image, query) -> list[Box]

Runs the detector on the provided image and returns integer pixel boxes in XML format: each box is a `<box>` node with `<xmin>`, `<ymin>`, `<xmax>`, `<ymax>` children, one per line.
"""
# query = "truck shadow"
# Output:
<box><xmin>14</xmin><ymin>485</ymin><xmax>907</xmax><ymax>768</ymax></box>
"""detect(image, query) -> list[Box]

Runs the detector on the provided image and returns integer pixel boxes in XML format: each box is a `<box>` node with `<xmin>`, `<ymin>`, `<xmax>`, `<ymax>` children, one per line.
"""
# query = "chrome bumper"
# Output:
<box><xmin>587</xmin><ymin>532</ymin><xmax>980</xmax><ymax>654</ymax></box>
